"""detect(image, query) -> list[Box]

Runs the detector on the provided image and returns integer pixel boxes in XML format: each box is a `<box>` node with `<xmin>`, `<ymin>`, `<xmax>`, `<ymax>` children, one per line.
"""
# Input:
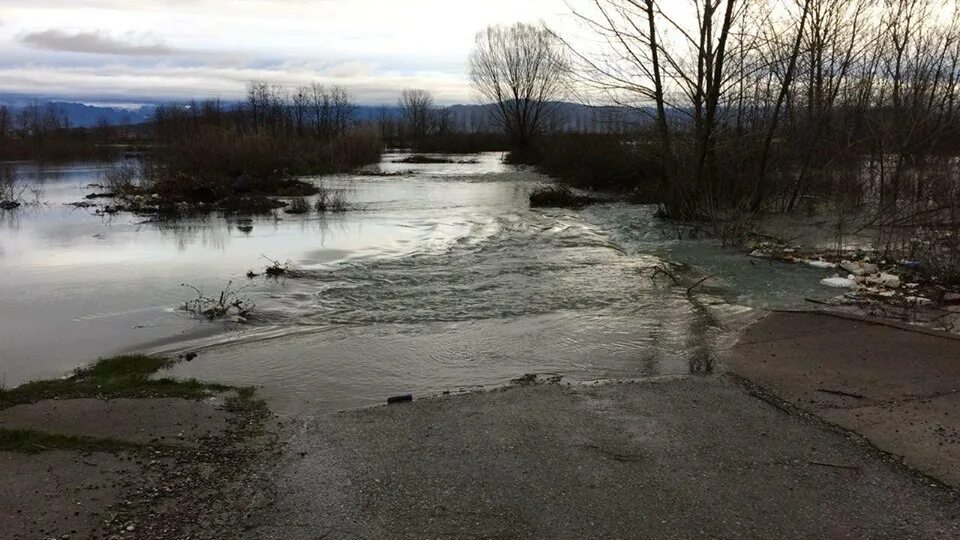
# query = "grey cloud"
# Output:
<box><xmin>18</xmin><ymin>29</ymin><xmax>179</xmax><ymax>56</ymax></box>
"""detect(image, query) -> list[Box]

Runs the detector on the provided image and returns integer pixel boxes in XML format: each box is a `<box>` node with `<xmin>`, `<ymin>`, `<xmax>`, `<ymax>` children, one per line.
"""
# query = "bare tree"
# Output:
<box><xmin>95</xmin><ymin>115</ymin><xmax>112</xmax><ymax>141</ymax></box>
<box><xmin>376</xmin><ymin>106</ymin><xmax>396</xmax><ymax>140</ymax></box>
<box><xmin>293</xmin><ymin>87</ymin><xmax>309</xmax><ymax>137</ymax></box>
<box><xmin>330</xmin><ymin>85</ymin><xmax>355</xmax><ymax>136</ymax></box>
<box><xmin>469</xmin><ymin>23</ymin><xmax>569</xmax><ymax>151</ymax></box>
<box><xmin>433</xmin><ymin>106</ymin><xmax>454</xmax><ymax>135</ymax></box>
<box><xmin>244</xmin><ymin>81</ymin><xmax>287</xmax><ymax>133</ymax></box>
<box><xmin>306</xmin><ymin>82</ymin><xmax>332</xmax><ymax>139</ymax></box>
<box><xmin>0</xmin><ymin>105</ymin><xmax>12</xmax><ymax>142</ymax></box>
<box><xmin>561</xmin><ymin>0</ymin><xmax>786</xmax><ymax>216</ymax></box>
<box><xmin>398</xmin><ymin>89</ymin><xmax>435</xmax><ymax>140</ymax></box>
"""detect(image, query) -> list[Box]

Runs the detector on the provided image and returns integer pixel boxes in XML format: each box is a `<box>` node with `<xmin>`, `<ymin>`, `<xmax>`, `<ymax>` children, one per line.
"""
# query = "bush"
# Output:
<box><xmin>181</xmin><ymin>282</ymin><xmax>254</xmax><ymax>321</ymax></box>
<box><xmin>529</xmin><ymin>184</ymin><xmax>598</xmax><ymax>208</ymax></box>
<box><xmin>0</xmin><ymin>165</ymin><xmax>25</xmax><ymax>208</ymax></box>
<box><xmin>394</xmin><ymin>155</ymin><xmax>456</xmax><ymax>164</ymax></box>
<box><xmin>523</xmin><ymin>134</ymin><xmax>664</xmax><ymax>200</ymax></box>
<box><xmin>101</xmin><ymin>161</ymin><xmax>144</xmax><ymax>195</ymax></box>
<box><xmin>412</xmin><ymin>132</ymin><xmax>508</xmax><ymax>153</ymax></box>
<box><xmin>144</xmin><ymin>126</ymin><xmax>382</xmax><ymax>211</ymax></box>
<box><xmin>285</xmin><ymin>196</ymin><xmax>311</xmax><ymax>214</ymax></box>
<box><xmin>314</xmin><ymin>181</ymin><xmax>350</xmax><ymax>213</ymax></box>
<box><xmin>908</xmin><ymin>228</ymin><xmax>960</xmax><ymax>285</ymax></box>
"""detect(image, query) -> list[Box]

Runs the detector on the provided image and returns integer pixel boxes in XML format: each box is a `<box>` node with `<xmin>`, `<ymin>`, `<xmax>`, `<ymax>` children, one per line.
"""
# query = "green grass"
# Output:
<box><xmin>75</xmin><ymin>354</ymin><xmax>175</xmax><ymax>378</ymax></box>
<box><xmin>0</xmin><ymin>428</ymin><xmax>145</xmax><ymax>454</ymax></box>
<box><xmin>0</xmin><ymin>354</ymin><xmax>232</xmax><ymax>410</ymax></box>
<box><xmin>0</xmin><ymin>355</ymin><xmax>270</xmax><ymax>455</ymax></box>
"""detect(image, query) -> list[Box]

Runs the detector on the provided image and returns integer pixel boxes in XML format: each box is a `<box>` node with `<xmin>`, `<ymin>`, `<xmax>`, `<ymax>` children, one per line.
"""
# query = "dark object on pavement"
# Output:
<box><xmin>387</xmin><ymin>394</ymin><xmax>413</xmax><ymax>404</ymax></box>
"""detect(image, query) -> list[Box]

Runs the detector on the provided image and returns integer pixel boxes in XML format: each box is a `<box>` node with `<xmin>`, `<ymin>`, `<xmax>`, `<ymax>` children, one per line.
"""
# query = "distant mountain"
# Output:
<box><xmin>0</xmin><ymin>95</ymin><xmax>156</xmax><ymax>128</ymax></box>
<box><xmin>51</xmin><ymin>102</ymin><xmax>155</xmax><ymax>128</ymax></box>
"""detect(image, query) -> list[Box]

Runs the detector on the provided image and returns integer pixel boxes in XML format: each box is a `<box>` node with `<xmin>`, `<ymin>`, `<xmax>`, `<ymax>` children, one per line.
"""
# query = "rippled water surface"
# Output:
<box><xmin>1</xmin><ymin>153</ymin><xmax>835</xmax><ymax>412</ymax></box>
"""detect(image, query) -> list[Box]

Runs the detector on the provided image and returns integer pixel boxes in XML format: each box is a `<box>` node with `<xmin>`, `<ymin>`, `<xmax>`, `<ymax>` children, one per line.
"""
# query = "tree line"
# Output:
<box><xmin>0</xmin><ymin>101</ymin><xmax>126</xmax><ymax>160</ymax></box>
<box><xmin>556</xmin><ymin>0</ymin><xmax>960</xmax><ymax>235</ymax></box>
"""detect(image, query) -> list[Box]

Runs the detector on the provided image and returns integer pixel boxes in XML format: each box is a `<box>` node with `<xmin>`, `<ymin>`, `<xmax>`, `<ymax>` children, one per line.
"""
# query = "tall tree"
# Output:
<box><xmin>469</xmin><ymin>23</ymin><xmax>569</xmax><ymax>151</ymax></box>
<box><xmin>398</xmin><ymin>89</ymin><xmax>435</xmax><ymax>140</ymax></box>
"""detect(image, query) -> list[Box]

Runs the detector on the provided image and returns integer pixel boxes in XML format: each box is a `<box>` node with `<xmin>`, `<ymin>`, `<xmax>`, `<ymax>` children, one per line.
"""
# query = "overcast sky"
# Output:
<box><xmin>0</xmin><ymin>0</ymin><xmax>578</xmax><ymax>106</ymax></box>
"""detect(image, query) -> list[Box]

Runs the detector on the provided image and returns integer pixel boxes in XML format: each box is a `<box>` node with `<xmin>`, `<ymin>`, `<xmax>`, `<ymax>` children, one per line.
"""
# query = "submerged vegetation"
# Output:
<box><xmin>315</xmin><ymin>185</ymin><xmax>349</xmax><ymax>213</ymax></box>
<box><xmin>79</xmin><ymin>81</ymin><xmax>383</xmax><ymax>216</ymax></box>
<box><xmin>181</xmin><ymin>281</ymin><xmax>255</xmax><ymax>321</ymax></box>
<box><xmin>392</xmin><ymin>155</ymin><xmax>481</xmax><ymax>165</ymax></box>
<box><xmin>285</xmin><ymin>196</ymin><xmax>311</xmax><ymax>215</ymax></box>
<box><xmin>529</xmin><ymin>184</ymin><xmax>599</xmax><ymax>209</ymax></box>
<box><xmin>0</xmin><ymin>164</ymin><xmax>26</xmax><ymax>209</ymax></box>
<box><xmin>545</xmin><ymin>1</ymin><xmax>960</xmax><ymax>277</ymax></box>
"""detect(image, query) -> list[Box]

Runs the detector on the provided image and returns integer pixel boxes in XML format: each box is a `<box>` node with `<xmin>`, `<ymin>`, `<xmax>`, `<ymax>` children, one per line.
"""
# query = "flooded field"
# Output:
<box><xmin>0</xmin><ymin>152</ymin><xmax>836</xmax><ymax>413</ymax></box>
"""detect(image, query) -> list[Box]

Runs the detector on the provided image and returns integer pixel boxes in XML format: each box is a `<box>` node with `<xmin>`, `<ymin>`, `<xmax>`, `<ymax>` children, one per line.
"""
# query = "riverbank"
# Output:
<box><xmin>0</xmin><ymin>356</ymin><xmax>275</xmax><ymax>540</ymax></box>
<box><xmin>727</xmin><ymin>310</ymin><xmax>960</xmax><ymax>488</ymax></box>
<box><xmin>1</xmin><ymin>311</ymin><xmax>959</xmax><ymax>538</ymax></box>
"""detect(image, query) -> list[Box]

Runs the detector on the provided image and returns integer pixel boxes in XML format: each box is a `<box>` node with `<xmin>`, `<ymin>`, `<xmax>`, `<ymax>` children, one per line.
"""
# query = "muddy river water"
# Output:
<box><xmin>0</xmin><ymin>152</ymin><xmax>836</xmax><ymax>413</ymax></box>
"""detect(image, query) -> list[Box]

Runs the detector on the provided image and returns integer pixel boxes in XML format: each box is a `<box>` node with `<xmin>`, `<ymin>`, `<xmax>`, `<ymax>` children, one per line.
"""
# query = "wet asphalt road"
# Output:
<box><xmin>244</xmin><ymin>376</ymin><xmax>959</xmax><ymax>539</ymax></box>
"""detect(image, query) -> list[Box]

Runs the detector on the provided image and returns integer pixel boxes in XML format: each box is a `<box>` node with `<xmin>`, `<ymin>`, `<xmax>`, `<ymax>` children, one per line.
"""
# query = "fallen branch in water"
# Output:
<box><xmin>181</xmin><ymin>281</ymin><xmax>254</xmax><ymax>321</ymax></box>
<box><xmin>687</xmin><ymin>275</ymin><xmax>714</xmax><ymax>295</ymax></box>
<box><xmin>643</xmin><ymin>264</ymin><xmax>680</xmax><ymax>286</ymax></box>
<box><xmin>259</xmin><ymin>254</ymin><xmax>291</xmax><ymax>277</ymax></box>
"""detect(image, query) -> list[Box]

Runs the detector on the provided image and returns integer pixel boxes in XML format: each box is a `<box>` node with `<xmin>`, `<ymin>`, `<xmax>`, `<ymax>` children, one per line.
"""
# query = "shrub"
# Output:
<box><xmin>285</xmin><ymin>196</ymin><xmax>311</xmax><ymax>214</ymax></box>
<box><xmin>143</xmin><ymin>126</ymin><xmax>382</xmax><ymax>211</ymax></box>
<box><xmin>314</xmin><ymin>183</ymin><xmax>349</xmax><ymax>213</ymax></box>
<box><xmin>394</xmin><ymin>155</ymin><xmax>455</xmax><ymax>164</ymax></box>
<box><xmin>181</xmin><ymin>282</ymin><xmax>254</xmax><ymax>321</ymax></box>
<box><xmin>0</xmin><ymin>165</ymin><xmax>25</xmax><ymax>209</ymax></box>
<box><xmin>413</xmin><ymin>132</ymin><xmax>508</xmax><ymax>153</ymax></box>
<box><xmin>908</xmin><ymin>228</ymin><xmax>960</xmax><ymax>285</ymax></box>
<box><xmin>524</xmin><ymin>134</ymin><xmax>664</xmax><ymax>200</ymax></box>
<box><xmin>529</xmin><ymin>184</ymin><xmax>598</xmax><ymax>208</ymax></box>
<box><xmin>101</xmin><ymin>161</ymin><xmax>144</xmax><ymax>195</ymax></box>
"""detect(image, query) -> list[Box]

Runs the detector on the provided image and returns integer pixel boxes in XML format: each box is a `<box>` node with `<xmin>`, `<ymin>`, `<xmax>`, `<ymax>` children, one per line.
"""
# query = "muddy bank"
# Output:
<box><xmin>0</xmin><ymin>356</ymin><xmax>276</xmax><ymax>540</ymax></box>
<box><xmin>4</xmin><ymin>311</ymin><xmax>960</xmax><ymax>538</ymax></box>
<box><xmin>726</xmin><ymin>310</ymin><xmax>960</xmax><ymax>488</ymax></box>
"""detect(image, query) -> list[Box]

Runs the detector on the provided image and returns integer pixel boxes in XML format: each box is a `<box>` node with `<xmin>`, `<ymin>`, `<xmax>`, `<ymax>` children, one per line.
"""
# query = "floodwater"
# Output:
<box><xmin>0</xmin><ymin>152</ymin><xmax>836</xmax><ymax>413</ymax></box>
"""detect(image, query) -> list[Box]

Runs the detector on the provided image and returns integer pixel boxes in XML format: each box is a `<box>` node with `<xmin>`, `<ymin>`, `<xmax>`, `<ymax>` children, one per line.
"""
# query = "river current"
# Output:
<box><xmin>0</xmin><ymin>152</ymin><xmax>835</xmax><ymax>412</ymax></box>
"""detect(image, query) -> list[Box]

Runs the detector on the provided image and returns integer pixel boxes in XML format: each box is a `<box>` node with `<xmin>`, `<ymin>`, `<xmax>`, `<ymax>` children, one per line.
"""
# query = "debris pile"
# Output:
<box><xmin>749</xmin><ymin>243</ymin><xmax>960</xmax><ymax>313</ymax></box>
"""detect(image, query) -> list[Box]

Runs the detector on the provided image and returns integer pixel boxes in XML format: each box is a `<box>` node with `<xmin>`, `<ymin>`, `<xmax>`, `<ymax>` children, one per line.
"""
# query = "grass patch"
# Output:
<box><xmin>0</xmin><ymin>354</ymin><xmax>231</xmax><ymax>410</ymax></box>
<box><xmin>0</xmin><ymin>428</ymin><xmax>145</xmax><ymax>454</ymax></box>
